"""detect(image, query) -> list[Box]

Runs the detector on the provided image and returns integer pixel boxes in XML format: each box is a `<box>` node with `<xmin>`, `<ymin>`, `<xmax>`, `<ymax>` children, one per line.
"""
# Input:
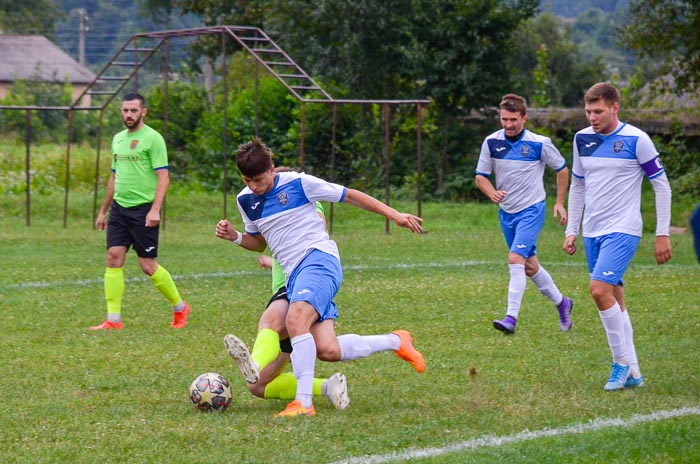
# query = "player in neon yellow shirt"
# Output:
<box><xmin>90</xmin><ymin>93</ymin><xmax>190</xmax><ymax>331</ymax></box>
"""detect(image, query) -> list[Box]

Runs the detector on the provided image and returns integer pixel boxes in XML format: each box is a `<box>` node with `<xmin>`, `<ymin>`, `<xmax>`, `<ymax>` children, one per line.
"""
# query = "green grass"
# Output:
<box><xmin>1</xmin><ymin>193</ymin><xmax>699</xmax><ymax>463</ymax></box>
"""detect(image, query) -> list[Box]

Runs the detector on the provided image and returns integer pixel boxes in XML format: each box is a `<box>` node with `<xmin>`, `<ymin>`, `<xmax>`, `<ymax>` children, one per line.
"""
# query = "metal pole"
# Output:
<box><xmin>24</xmin><ymin>110</ymin><xmax>31</xmax><ymax>226</ymax></box>
<box><xmin>300</xmin><ymin>103</ymin><xmax>306</xmax><ymax>171</ymax></box>
<box><xmin>63</xmin><ymin>110</ymin><xmax>73</xmax><ymax>228</ymax></box>
<box><xmin>329</xmin><ymin>103</ymin><xmax>337</xmax><ymax>235</ymax></box>
<box><xmin>416</xmin><ymin>103</ymin><xmax>423</xmax><ymax>219</ymax></box>
<box><xmin>162</xmin><ymin>38</ymin><xmax>170</xmax><ymax>230</ymax></box>
<box><xmin>222</xmin><ymin>31</ymin><xmax>229</xmax><ymax>218</ymax></box>
<box><xmin>92</xmin><ymin>110</ymin><xmax>104</xmax><ymax>228</ymax></box>
<box><xmin>384</xmin><ymin>103</ymin><xmax>391</xmax><ymax>234</ymax></box>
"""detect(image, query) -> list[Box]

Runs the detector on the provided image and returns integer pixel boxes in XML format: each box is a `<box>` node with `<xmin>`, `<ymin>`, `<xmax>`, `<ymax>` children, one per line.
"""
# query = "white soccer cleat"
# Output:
<box><xmin>223</xmin><ymin>334</ymin><xmax>260</xmax><ymax>384</ymax></box>
<box><xmin>325</xmin><ymin>372</ymin><xmax>350</xmax><ymax>410</ymax></box>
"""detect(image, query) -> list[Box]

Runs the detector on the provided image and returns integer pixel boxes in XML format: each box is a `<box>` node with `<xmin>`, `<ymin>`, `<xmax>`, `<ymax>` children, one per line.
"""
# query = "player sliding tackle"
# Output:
<box><xmin>216</xmin><ymin>137</ymin><xmax>426</xmax><ymax>417</ymax></box>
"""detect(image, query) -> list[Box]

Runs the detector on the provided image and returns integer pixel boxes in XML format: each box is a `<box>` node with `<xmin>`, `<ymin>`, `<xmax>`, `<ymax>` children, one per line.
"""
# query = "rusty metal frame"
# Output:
<box><xmin>0</xmin><ymin>26</ymin><xmax>430</xmax><ymax>231</ymax></box>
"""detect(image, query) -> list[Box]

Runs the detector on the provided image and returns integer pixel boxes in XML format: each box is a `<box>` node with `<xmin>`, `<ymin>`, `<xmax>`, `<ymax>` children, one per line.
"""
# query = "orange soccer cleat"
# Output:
<box><xmin>276</xmin><ymin>400</ymin><xmax>316</xmax><ymax>417</ymax></box>
<box><xmin>393</xmin><ymin>330</ymin><xmax>426</xmax><ymax>373</ymax></box>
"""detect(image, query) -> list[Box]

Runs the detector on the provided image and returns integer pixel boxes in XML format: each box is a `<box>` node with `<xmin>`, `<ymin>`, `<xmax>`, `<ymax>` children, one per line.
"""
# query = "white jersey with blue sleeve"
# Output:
<box><xmin>236</xmin><ymin>171</ymin><xmax>346</xmax><ymax>280</ymax></box>
<box><xmin>475</xmin><ymin>129</ymin><xmax>566</xmax><ymax>213</ymax></box>
<box><xmin>566</xmin><ymin>122</ymin><xmax>667</xmax><ymax>238</ymax></box>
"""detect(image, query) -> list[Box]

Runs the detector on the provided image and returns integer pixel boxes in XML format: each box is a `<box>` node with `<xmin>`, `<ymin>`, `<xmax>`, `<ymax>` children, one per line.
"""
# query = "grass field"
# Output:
<box><xmin>1</xmin><ymin>192</ymin><xmax>698</xmax><ymax>463</ymax></box>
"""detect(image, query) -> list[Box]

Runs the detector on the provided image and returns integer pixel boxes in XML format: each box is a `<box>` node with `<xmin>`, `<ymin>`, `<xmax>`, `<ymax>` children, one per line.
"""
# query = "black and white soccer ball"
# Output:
<box><xmin>189</xmin><ymin>372</ymin><xmax>232</xmax><ymax>412</ymax></box>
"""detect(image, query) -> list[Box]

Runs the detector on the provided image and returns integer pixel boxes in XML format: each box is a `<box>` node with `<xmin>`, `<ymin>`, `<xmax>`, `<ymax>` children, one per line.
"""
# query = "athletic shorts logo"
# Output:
<box><xmin>145</xmin><ymin>246</ymin><xmax>156</xmax><ymax>252</ymax></box>
<box><xmin>277</xmin><ymin>191</ymin><xmax>289</xmax><ymax>206</ymax></box>
<box><xmin>602</xmin><ymin>271</ymin><xmax>615</xmax><ymax>276</ymax></box>
<box><xmin>613</xmin><ymin>141</ymin><xmax>624</xmax><ymax>153</ymax></box>
<box><xmin>297</xmin><ymin>289</ymin><xmax>311</xmax><ymax>295</ymax></box>
<box><xmin>516</xmin><ymin>244</ymin><xmax>527</xmax><ymax>249</ymax></box>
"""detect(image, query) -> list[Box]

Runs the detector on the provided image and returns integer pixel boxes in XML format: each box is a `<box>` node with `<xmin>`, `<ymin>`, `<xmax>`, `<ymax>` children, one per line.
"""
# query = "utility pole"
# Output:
<box><xmin>78</xmin><ymin>8</ymin><xmax>88</xmax><ymax>66</ymax></box>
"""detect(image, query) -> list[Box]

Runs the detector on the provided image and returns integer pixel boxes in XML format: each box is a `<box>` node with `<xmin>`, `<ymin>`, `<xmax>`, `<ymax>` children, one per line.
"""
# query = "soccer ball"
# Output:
<box><xmin>189</xmin><ymin>372</ymin><xmax>232</xmax><ymax>412</ymax></box>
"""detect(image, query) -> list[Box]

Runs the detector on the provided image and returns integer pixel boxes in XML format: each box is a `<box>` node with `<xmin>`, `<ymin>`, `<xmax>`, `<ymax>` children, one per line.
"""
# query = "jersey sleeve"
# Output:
<box><xmin>475</xmin><ymin>139</ymin><xmax>493</xmax><ymax>176</ymax></box>
<box><xmin>300</xmin><ymin>173</ymin><xmax>346</xmax><ymax>202</ymax></box>
<box><xmin>542</xmin><ymin>137</ymin><xmax>566</xmax><ymax>171</ymax></box>
<box><xmin>149</xmin><ymin>131</ymin><xmax>168</xmax><ymax>170</ymax></box>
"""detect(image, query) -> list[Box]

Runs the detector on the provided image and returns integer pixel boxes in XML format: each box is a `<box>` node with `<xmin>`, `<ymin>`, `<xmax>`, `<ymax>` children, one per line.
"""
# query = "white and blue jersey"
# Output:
<box><xmin>567</xmin><ymin>122</ymin><xmax>665</xmax><ymax>238</ymax></box>
<box><xmin>475</xmin><ymin>128</ymin><xmax>566</xmax><ymax>214</ymax></box>
<box><xmin>236</xmin><ymin>171</ymin><xmax>346</xmax><ymax>281</ymax></box>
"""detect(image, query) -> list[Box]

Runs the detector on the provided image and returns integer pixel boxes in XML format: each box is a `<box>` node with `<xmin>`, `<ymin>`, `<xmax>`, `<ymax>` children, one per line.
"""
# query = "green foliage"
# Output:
<box><xmin>532</xmin><ymin>44</ymin><xmax>552</xmax><ymax>108</ymax></box>
<box><xmin>144</xmin><ymin>77</ymin><xmax>210</xmax><ymax>183</ymax></box>
<box><xmin>620</xmin><ymin>0</ymin><xmax>700</xmax><ymax>94</ymax></box>
<box><xmin>0</xmin><ymin>0</ymin><xmax>64</xmax><ymax>38</ymax></box>
<box><xmin>0</xmin><ymin>76</ymin><xmax>96</xmax><ymax>143</ymax></box>
<box><xmin>508</xmin><ymin>12</ymin><xmax>605</xmax><ymax>106</ymax></box>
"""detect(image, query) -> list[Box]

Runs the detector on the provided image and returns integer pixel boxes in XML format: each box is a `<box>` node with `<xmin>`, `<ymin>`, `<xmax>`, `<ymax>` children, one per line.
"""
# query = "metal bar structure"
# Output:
<box><xmin>0</xmin><ymin>26</ymin><xmax>430</xmax><ymax>230</ymax></box>
<box><xmin>24</xmin><ymin>110</ymin><xmax>31</xmax><ymax>226</ymax></box>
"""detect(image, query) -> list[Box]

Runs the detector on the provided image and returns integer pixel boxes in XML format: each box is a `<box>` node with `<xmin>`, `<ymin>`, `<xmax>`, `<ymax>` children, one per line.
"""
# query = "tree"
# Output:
<box><xmin>0</xmin><ymin>0</ymin><xmax>63</xmax><ymax>37</ymax></box>
<box><xmin>508</xmin><ymin>12</ymin><xmax>605</xmax><ymax>106</ymax></box>
<box><xmin>620</xmin><ymin>0</ymin><xmax>700</xmax><ymax>94</ymax></box>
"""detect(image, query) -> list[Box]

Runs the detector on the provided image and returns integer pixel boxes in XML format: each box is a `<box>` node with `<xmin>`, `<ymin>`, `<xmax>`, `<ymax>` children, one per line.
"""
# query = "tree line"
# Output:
<box><xmin>0</xmin><ymin>0</ymin><xmax>697</xmax><ymax>202</ymax></box>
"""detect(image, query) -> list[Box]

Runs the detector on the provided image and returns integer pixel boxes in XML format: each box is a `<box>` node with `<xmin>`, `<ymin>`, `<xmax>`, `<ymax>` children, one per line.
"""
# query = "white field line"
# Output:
<box><xmin>329</xmin><ymin>406</ymin><xmax>700</xmax><ymax>464</ymax></box>
<box><xmin>2</xmin><ymin>259</ymin><xmax>694</xmax><ymax>291</ymax></box>
<box><xmin>0</xmin><ymin>261</ymin><xmax>495</xmax><ymax>290</ymax></box>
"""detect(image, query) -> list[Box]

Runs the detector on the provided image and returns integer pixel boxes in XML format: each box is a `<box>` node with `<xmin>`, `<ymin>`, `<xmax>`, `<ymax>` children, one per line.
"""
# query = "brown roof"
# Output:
<box><xmin>0</xmin><ymin>35</ymin><xmax>96</xmax><ymax>84</ymax></box>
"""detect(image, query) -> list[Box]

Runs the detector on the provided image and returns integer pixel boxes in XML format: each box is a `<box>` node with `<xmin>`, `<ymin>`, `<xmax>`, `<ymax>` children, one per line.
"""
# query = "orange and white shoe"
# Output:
<box><xmin>276</xmin><ymin>400</ymin><xmax>316</xmax><ymax>417</ymax></box>
<box><xmin>393</xmin><ymin>330</ymin><xmax>425</xmax><ymax>373</ymax></box>
<box><xmin>171</xmin><ymin>302</ymin><xmax>190</xmax><ymax>329</ymax></box>
<box><xmin>89</xmin><ymin>320</ymin><xmax>123</xmax><ymax>330</ymax></box>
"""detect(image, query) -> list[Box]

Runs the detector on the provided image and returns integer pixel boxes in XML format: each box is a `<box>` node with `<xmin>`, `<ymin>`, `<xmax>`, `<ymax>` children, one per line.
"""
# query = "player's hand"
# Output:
<box><xmin>258</xmin><ymin>255</ymin><xmax>273</xmax><ymax>269</ymax></box>
<box><xmin>394</xmin><ymin>213</ymin><xmax>423</xmax><ymax>234</ymax></box>
<box><xmin>654</xmin><ymin>235</ymin><xmax>672</xmax><ymax>265</ymax></box>
<box><xmin>215</xmin><ymin>219</ymin><xmax>237</xmax><ymax>241</ymax></box>
<box><xmin>96</xmin><ymin>213</ymin><xmax>107</xmax><ymax>231</ymax></box>
<box><xmin>490</xmin><ymin>190</ymin><xmax>507</xmax><ymax>204</ymax></box>
<box><xmin>563</xmin><ymin>235</ymin><xmax>577</xmax><ymax>255</ymax></box>
<box><xmin>145</xmin><ymin>209</ymin><xmax>160</xmax><ymax>228</ymax></box>
<box><xmin>553</xmin><ymin>204</ymin><xmax>568</xmax><ymax>226</ymax></box>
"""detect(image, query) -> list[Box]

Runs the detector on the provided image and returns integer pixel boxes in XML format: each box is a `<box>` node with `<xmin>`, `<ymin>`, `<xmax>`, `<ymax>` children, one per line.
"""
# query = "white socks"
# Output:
<box><xmin>337</xmin><ymin>334</ymin><xmax>398</xmax><ymax>360</ymax></box>
<box><xmin>506</xmin><ymin>263</ymin><xmax>526</xmax><ymax>318</ymax></box>
<box><xmin>530</xmin><ymin>266</ymin><xmax>564</xmax><ymax>306</ymax></box>
<box><xmin>599</xmin><ymin>302</ymin><xmax>629</xmax><ymax>365</ymax></box>
<box><xmin>290</xmin><ymin>333</ymin><xmax>316</xmax><ymax>408</ymax></box>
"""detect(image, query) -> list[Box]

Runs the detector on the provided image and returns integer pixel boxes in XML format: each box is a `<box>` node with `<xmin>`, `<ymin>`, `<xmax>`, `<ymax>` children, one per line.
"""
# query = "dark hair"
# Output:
<box><xmin>122</xmin><ymin>92</ymin><xmax>146</xmax><ymax>107</ymax></box>
<box><xmin>584</xmin><ymin>83</ymin><xmax>620</xmax><ymax>106</ymax></box>
<box><xmin>236</xmin><ymin>138</ymin><xmax>274</xmax><ymax>177</ymax></box>
<box><xmin>499</xmin><ymin>94</ymin><xmax>527</xmax><ymax>116</ymax></box>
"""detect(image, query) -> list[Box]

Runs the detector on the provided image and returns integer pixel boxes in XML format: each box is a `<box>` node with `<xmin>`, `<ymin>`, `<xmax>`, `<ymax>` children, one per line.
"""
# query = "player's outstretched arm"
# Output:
<box><xmin>342</xmin><ymin>189</ymin><xmax>423</xmax><ymax>233</ymax></box>
<box><xmin>215</xmin><ymin>219</ymin><xmax>267</xmax><ymax>252</ymax></box>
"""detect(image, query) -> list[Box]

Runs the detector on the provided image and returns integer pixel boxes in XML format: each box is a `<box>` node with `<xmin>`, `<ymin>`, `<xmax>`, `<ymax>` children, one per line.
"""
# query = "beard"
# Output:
<box><xmin>123</xmin><ymin>114</ymin><xmax>142</xmax><ymax>129</ymax></box>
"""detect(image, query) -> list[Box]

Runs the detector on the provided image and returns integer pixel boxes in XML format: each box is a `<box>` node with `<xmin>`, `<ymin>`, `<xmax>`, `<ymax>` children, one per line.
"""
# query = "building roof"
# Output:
<box><xmin>0</xmin><ymin>35</ymin><xmax>96</xmax><ymax>84</ymax></box>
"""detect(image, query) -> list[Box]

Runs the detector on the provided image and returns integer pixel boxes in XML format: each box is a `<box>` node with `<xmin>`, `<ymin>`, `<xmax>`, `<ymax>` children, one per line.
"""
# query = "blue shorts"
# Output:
<box><xmin>499</xmin><ymin>201</ymin><xmax>546</xmax><ymax>259</ymax></box>
<box><xmin>583</xmin><ymin>233</ymin><xmax>641</xmax><ymax>286</ymax></box>
<box><xmin>287</xmin><ymin>249</ymin><xmax>341</xmax><ymax>322</ymax></box>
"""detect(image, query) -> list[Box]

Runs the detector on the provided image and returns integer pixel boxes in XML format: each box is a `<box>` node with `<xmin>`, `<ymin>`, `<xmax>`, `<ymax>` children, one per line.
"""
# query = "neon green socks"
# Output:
<box><xmin>263</xmin><ymin>373</ymin><xmax>324</xmax><ymax>400</ymax></box>
<box><xmin>150</xmin><ymin>265</ymin><xmax>182</xmax><ymax>306</ymax></box>
<box><xmin>104</xmin><ymin>267</ymin><xmax>124</xmax><ymax>318</ymax></box>
<box><xmin>251</xmin><ymin>328</ymin><xmax>281</xmax><ymax>371</ymax></box>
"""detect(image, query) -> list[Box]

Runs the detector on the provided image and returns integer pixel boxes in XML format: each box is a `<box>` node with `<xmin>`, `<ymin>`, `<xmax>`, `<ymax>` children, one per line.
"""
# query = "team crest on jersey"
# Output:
<box><xmin>277</xmin><ymin>191</ymin><xmax>289</xmax><ymax>206</ymax></box>
<box><xmin>521</xmin><ymin>146</ymin><xmax>530</xmax><ymax>157</ymax></box>
<box><xmin>613</xmin><ymin>141</ymin><xmax>624</xmax><ymax>153</ymax></box>
<box><xmin>130</xmin><ymin>140</ymin><xmax>139</xmax><ymax>150</ymax></box>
